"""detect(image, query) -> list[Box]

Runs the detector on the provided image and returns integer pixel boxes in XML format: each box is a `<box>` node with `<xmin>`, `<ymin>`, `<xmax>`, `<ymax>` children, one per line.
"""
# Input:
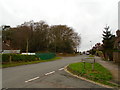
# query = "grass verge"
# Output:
<box><xmin>67</xmin><ymin>62</ymin><xmax>120</xmax><ymax>87</ymax></box>
<box><xmin>2</xmin><ymin>57</ymin><xmax>61</xmax><ymax>68</ymax></box>
<box><xmin>89</xmin><ymin>55</ymin><xmax>94</xmax><ymax>57</ymax></box>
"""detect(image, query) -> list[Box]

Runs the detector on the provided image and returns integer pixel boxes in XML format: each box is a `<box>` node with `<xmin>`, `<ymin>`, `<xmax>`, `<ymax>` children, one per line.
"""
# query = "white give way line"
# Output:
<box><xmin>25</xmin><ymin>77</ymin><xmax>39</xmax><ymax>83</ymax></box>
<box><xmin>58</xmin><ymin>68</ymin><xmax>64</xmax><ymax>71</ymax></box>
<box><xmin>25</xmin><ymin>68</ymin><xmax>64</xmax><ymax>83</ymax></box>
<box><xmin>45</xmin><ymin>71</ymin><xmax>55</xmax><ymax>75</ymax></box>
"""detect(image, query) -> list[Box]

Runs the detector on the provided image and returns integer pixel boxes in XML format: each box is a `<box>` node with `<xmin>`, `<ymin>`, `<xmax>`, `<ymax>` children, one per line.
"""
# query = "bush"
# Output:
<box><xmin>2</xmin><ymin>54</ymin><xmax>39</xmax><ymax>63</ymax></box>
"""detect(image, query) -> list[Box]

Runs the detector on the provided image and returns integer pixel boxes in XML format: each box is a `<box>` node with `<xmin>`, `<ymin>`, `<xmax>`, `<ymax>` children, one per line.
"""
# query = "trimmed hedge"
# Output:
<box><xmin>2</xmin><ymin>54</ymin><xmax>39</xmax><ymax>62</ymax></box>
<box><xmin>2</xmin><ymin>53</ymin><xmax>56</xmax><ymax>63</ymax></box>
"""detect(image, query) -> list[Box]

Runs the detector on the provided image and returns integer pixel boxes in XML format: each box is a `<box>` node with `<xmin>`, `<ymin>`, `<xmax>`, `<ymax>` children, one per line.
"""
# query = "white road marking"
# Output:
<box><xmin>58</xmin><ymin>68</ymin><xmax>64</xmax><ymax>71</ymax></box>
<box><xmin>25</xmin><ymin>69</ymin><xmax>63</xmax><ymax>83</ymax></box>
<box><xmin>45</xmin><ymin>71</ymin><xmax>55</xmax><ymax>75</ymax></box>
<box><xmin>25</xmin><ymin>77</ymin><xmax>39</xmax><ymax>83</ymax></box>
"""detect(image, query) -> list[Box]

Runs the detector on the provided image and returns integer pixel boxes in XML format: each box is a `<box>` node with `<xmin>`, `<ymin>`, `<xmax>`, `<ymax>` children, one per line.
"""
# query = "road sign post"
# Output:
<box><xmin>92</xmin><ymin>58</ymin><xmax>95</xmax><ymax>71</ymax></box>
<box><xmin>82</xmin><ymin>59</ymin><xmax>86</xmax><ymax>69</ymax></box>
<box><xmin>82</xmin><ymin>57</ymin><xmax>95</xmax><ymax>71</ymax></box>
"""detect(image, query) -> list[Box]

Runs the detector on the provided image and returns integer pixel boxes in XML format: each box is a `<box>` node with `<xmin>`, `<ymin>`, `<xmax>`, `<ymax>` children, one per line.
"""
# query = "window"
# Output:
<box><xmin>119</xmin><ymin>42</ymin><xmax>120</xmax><ymax>47</ymax></box>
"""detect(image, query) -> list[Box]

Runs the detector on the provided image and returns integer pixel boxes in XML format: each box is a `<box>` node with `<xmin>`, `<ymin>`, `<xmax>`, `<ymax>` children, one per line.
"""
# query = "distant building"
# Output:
<box><xmin>3</xmin><ymin>50</ymin><xmax>20</xmax><ymax>54</ymax></box>
<box><xmin>114</xmin><ymin>30</ymin><xmax>120</xmax><ymax>49</ymax></box>
<box><xmin>2</xmin><ymin>25</ymin><xmax>11</xmax><ymax>30</ymax></box>
<box><xmin>2</xmin><ymin>40</ymin><xmax>20</xmax><ymax>54</ymax></box>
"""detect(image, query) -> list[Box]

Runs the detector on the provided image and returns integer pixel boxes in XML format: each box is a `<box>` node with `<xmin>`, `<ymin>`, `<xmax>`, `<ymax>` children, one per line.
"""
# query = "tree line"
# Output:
<box><xmin>2</xmin><ymin>20</ymin><xmax>81</xmax><ymax>53</ymax></box>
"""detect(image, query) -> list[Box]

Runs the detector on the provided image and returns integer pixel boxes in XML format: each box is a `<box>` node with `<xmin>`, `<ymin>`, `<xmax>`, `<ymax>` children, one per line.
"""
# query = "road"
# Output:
<box><xmin>2</xmin><ymin>55</ymin><xmax>105</xmax><ymax>88</ymax></box>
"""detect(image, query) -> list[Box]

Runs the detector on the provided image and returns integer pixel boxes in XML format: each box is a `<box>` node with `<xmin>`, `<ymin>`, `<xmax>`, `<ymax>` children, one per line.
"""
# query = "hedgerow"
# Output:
<box><xmin>2</xmin><ymin>54</ymin><xmax>39</xmax><ymax>63</ymax></box>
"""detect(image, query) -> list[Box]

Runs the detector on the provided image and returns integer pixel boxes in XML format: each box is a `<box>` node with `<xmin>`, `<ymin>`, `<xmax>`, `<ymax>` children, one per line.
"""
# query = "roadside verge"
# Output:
<box><xmin>64</xmin><ymin>64</ymin><xmax>119</xmax><ymax>89</ymax></box>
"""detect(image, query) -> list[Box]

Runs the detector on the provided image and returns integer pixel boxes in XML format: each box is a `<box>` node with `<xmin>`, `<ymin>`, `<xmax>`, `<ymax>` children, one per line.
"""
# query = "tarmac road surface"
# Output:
<box><xmin>2</xmin><ymin>55</ymin><xmax>105</xmax><ymax>88</ymax></box>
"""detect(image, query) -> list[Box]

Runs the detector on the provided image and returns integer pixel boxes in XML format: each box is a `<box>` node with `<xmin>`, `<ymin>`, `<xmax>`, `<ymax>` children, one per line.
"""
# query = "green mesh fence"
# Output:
<box><xmin>35</xmin><ymin>53</ymin><xmax>56</xmax><ymax>60</ymax></box>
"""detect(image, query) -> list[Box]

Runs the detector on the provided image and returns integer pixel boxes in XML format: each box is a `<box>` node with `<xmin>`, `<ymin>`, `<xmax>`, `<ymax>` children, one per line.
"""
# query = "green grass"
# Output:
<box><xmin>67</xmin><ymin>62</ymin><xmax>120</xmax><ymax>87</ymax></box>
<box><xmin>89</xmin><ymin>55</ymin><xmax>94</xmax><ymax>57</ymax></box>
<box><xmin>2</xmin><ymin>57</ymin><xmax>61</xmax><ymax>68</ymax></box>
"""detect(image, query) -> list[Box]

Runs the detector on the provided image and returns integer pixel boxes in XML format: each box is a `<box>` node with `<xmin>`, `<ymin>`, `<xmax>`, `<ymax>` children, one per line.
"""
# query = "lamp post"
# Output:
<box><xmin>90</xmin><ymin>41</ymin><xmax>92</xmax><ymax>49</ymax></box>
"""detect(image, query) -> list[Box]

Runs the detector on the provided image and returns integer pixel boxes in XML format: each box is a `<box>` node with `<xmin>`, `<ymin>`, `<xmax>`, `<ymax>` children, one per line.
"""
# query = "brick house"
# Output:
<box><xmin>113</xmin><ymin>30</ymin><xmax>120</xmax><ymax>63</ymax></box>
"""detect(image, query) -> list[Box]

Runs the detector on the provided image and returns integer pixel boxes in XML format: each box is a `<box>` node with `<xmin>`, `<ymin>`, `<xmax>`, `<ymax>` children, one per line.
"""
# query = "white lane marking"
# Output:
<box><xmin>45</xmin><ymin>71</ymin><xmax>55</xmax><ymax>75</ymax></box>
<box><xmin>25</xmin><ymin>77</ymin><xmax>39</xmax><ymax>83</ymax></box>
<box><xmin>58</xmin><ymin>68</ymin><xmax>64</xmax><ymax>71</ymax></box>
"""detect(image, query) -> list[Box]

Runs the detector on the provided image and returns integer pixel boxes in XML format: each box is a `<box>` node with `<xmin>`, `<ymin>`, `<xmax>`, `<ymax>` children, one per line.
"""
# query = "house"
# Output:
<box><xmin>2</xmin><ymin>40</ymin><xmax>20</xmax><ymax>54</ymax></box>
<box><xmin>2</xmin><ymin>25</ymin><xmax>10</xmax><ymax>30</ymax></box>
<box><xmin>113</xmin><ymin>30</ymin><xmax>120</xmax><ymax>63</ymax></box>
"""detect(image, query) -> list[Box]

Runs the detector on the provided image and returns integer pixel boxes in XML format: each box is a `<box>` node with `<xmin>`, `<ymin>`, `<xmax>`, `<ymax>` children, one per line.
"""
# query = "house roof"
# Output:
<box><xmin>114</xmin><ymin>30</ymin><xmax>120</xmax><ymax>48</ymax></box>
<box><xmin>2</xmin><ymin>42</ymin><xmax>12</xmax><ymax>50</ymax></box>
<box><xmin>116</xmin><ymin>30</ymin><xmax>120</xmax><ymax>37</ymax></box>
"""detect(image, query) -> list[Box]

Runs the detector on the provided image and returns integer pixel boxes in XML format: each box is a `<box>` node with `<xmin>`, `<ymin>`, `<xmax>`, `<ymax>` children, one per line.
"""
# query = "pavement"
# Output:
<box><xmin>95</xmin><ymin>56</ymin><xmax>120</xmax><ymax>84</ymax></box>
<box><xmin>2</xmin><ymin>55</ymin><xmax>106</xmax><ymax>88</ymax></box>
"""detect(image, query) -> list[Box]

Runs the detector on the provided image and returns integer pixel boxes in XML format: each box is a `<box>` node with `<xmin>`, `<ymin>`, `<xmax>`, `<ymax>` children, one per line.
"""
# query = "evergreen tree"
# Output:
<box><xmin>102</xmin><ymin>25</ymin><xmax>115</xmax><ymax>61</ymax></box>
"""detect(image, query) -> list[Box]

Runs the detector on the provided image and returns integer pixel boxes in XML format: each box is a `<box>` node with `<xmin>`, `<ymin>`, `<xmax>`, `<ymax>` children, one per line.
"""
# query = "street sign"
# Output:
<box><xmin>82</xmin><ymin>57</ymin><xmax>95</xmax><ymax>71</ymax></box>
<box><xmin>82</xmin><ymin>57</ymin><xmax>95</xmax><ymax>63</ymax></box>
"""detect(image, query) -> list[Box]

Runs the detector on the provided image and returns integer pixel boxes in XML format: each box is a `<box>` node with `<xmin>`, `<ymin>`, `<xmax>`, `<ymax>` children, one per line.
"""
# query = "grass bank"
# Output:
<box><xmin>67</xmin><ymin>62</ymin><xmax>119</xmax><ymax>87</ymax></box>
<box><xmin>2</xmin><ymin>57</ymin><xmax>61</xmax><ymax>68</ymax></box>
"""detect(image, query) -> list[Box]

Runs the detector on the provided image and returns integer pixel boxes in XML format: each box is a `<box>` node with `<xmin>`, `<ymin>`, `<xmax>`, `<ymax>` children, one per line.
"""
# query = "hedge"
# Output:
<box><xmin>36</xmin><ymin>53</ymin><xmax>56</xmax><ymax>60</ymax></box>
<box><xmin>2</xmin><ymin>54</ymin><xmax>39</xmax><ymax>62</ymax></box>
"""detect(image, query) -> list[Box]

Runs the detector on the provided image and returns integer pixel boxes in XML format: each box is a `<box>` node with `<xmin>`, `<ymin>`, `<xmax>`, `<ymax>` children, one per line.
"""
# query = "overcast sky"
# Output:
<box><xmin>0</xmin><ymin>0</ymin><xmax>119</xmax><ymax>51</ymax></box>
